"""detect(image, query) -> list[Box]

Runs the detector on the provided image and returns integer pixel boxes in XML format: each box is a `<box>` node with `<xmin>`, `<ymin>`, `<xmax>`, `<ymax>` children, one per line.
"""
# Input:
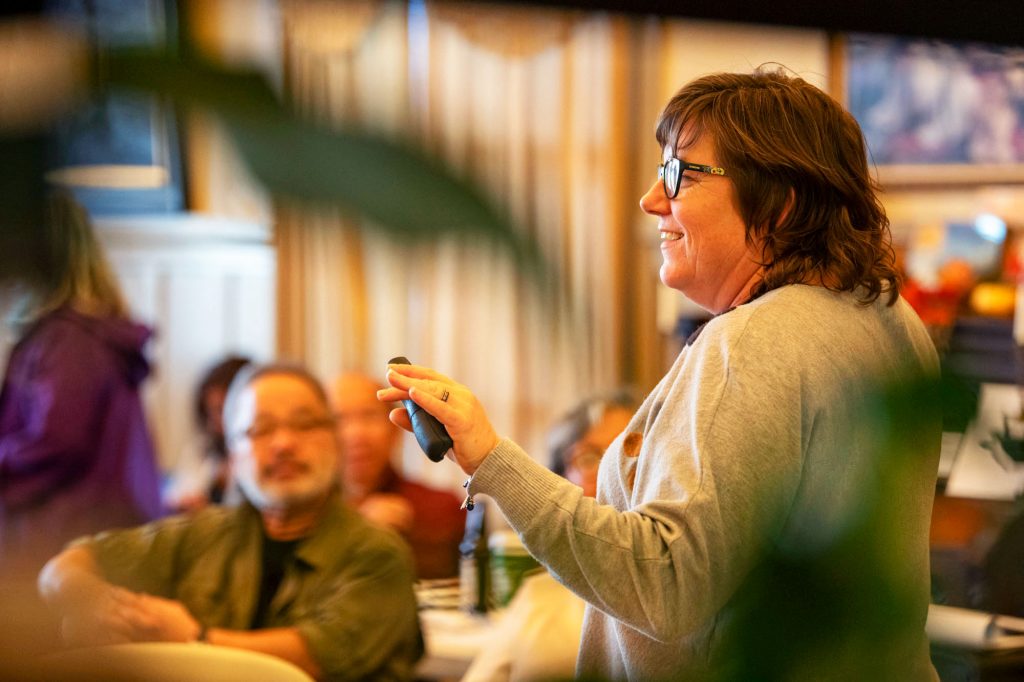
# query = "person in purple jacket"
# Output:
<box><xmin>0</xmin><ymin>192</ymin><xmax>162</xmax><ymax>586</ymax></box>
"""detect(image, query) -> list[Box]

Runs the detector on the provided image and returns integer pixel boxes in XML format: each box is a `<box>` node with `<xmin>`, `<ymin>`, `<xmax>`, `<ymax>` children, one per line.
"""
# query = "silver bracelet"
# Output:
<box><xmin>460</xmin><ymin>475</ymin><xmax>475</xmax><ymax>511</ymax></box>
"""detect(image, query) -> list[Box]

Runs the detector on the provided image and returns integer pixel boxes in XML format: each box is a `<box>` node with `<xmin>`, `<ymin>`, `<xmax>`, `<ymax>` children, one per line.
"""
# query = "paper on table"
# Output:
<box><xmin>927</xmin><ymin>604</ymin><xmax>1024</xmax><ymax>651</ymax></box>
<box><xmin>945</xmin><ymin>383</ymin><xmax>1024</xmax><ymax>500</ymax></box>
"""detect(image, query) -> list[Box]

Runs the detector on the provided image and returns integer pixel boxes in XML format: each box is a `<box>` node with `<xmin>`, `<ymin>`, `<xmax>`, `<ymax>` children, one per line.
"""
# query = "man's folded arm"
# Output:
<box><xmin>204</xmin><ymin>627</ymin><xmax>322</xmax><ymax>680</ymax></box>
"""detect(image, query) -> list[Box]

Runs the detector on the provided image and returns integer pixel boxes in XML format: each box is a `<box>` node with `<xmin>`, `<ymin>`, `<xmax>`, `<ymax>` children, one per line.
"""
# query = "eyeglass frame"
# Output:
<box><xmin>240</xmin><ymin>414</ymin><xmax>337</xmax><ymax>443</ymax></box>
<box><xmin>658</xmin><ymin>156</ymin><xmax>727</xmax><ymax>199</ymax></box>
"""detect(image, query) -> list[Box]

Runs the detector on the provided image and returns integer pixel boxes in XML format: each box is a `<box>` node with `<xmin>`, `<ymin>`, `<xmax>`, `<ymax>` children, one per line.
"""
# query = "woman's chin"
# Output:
<box><xmin>659</xmin><ymin>265</ymin><xmax>688</xmax><ymax>293</ymax></box>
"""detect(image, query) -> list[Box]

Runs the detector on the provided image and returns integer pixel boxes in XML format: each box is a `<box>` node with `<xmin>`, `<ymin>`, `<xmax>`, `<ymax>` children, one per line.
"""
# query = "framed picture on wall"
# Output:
<box><xmin>834</xmin><ymin>33</ymin><xmax>1024</xmax><ymax>186</ymax></box>
<box><xmin>46</xmin><ymin>0</ymin><xmax>185</xmax><ymax>216</ymax></box>
<box><xmin>49</xmin><ymin>92</ymin><xmax>185</xmax><ymax>216</ymax></box>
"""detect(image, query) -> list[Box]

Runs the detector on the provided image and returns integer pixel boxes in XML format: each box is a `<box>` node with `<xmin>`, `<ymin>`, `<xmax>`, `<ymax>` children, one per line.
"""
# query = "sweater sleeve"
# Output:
<box><xmin>470</xmin><ymin>320</ymin><xmax>807</xmax><ymax>643</ymax></box>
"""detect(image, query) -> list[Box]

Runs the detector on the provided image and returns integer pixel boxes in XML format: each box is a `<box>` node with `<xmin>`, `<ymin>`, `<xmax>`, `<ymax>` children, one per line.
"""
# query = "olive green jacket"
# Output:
<box><xmin>77</xmin><ymin>496</ymin><xmax>423</xmax><ymax>681</ymax></box>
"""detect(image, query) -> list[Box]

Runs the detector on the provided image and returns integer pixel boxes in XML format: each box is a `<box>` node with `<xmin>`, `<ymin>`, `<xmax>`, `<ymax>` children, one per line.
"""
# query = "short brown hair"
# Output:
<box><xmin>656</xmin><ymin>67</ymin><xmax>900</xmax><ymax>305</ymax></box>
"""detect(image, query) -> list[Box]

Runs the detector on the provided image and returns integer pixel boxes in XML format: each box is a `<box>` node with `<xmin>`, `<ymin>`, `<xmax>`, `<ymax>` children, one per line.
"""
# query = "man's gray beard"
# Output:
<box><xmin>236</xmin><ymin>475</ymin><xmax>328</xmax><ymax>511</ymax></box>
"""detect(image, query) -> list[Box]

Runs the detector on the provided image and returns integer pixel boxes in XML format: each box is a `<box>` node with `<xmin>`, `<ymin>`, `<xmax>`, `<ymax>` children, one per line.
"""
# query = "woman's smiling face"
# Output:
<box><xmin>639</xmin><ymin>132</ymin><xmax>763</xmax><ymax>314</ymax></box>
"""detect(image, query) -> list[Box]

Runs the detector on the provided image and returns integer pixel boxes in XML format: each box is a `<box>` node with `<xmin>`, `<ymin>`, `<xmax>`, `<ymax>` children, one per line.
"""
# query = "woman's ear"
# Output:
<box><xmin>747</xmin><ymin>186</ymin><xmax>794</xmax><ymax>250</ymax></box>
<box><xmin>777</xmin><ymin>187</ymin><xmax>796</xmax><ymax>227</ymax></box>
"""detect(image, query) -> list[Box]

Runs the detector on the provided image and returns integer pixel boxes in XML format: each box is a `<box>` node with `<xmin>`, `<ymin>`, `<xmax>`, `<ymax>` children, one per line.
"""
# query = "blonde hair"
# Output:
<box><xmin>8</xmin><ymin>191</ymin><xmax>129</xmax><ymax>332</ymax></box>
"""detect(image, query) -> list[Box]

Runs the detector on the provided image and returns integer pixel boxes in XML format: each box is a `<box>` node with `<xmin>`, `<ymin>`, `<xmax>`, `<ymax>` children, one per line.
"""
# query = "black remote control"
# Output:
<box><xmin>388</xmin><ymin>356</ymin><xmax>454</xmax><ymax>462</ymax></box>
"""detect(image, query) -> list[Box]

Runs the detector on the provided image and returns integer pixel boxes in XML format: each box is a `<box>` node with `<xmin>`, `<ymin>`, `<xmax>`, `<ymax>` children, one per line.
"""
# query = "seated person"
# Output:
<box><xmin>329</xmin><ymin>372</ymin><xmax>464</xmax><ymax>580</ymax></box>
<box><xmin>461</xmin><ymin>392</ymin><xmax>635</xmax><ymax>682</ymax></box>
<box><xmin>38</xmin><ymin>363</ymin><xmax>423</xmax><ymax>681</ymax></box>
<box><xmin>162</xmin><ymin>355</ymin><xmax>251</xmax><ymax>513</ymax></box>
<box><xmin>982</xmin><ymin>506</ymin><xmax>1024</xmax><ymax>617</ymax></box>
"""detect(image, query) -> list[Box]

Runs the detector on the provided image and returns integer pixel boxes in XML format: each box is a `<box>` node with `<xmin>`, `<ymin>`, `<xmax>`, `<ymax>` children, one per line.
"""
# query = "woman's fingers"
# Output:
<box><xmin>386</xmin><ymin>362</ymin><xmax>453</xmax><ymax>383</ymax></box>
<box><xmin>383</xmin><ymin>369</ymin><xmax>456</xmax><ymax>409</ymax></box>
<box><xmin>382</xmin><ymin>373</ymin><xmax>458</xmax><ymax>434</ymax></box>
<box><xmin>378</xmin><ymin>362</ymin><xmax>499</xmax><ymax>474</ymax></box>
<box><xmin>377</xmin><ymin>386</ymin><xmax>409</xmax><ymax>402</ymax></box>
<box><xmin>388</xmin><ymin>407</ymin><xmax>412</xmax><ymax>432</ymax></box>
<box><xmin>406</xmin><ymin>386</ymin><xmax>459</xmax><ymax>426</ymax></box>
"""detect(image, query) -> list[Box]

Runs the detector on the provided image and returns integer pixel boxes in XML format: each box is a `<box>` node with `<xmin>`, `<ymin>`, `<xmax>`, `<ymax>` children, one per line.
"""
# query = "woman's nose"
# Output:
<box><xmin>639</xmin><ymin>179</ymin><xmax>669</xmax><ymax>216</ymax></box>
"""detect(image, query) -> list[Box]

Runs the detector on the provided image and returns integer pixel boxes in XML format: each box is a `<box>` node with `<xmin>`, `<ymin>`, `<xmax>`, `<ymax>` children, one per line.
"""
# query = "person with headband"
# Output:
<box><xmin>382</xmin><ymin>68</ymin><xmax>940</xmax><ymax>680</ymax></box>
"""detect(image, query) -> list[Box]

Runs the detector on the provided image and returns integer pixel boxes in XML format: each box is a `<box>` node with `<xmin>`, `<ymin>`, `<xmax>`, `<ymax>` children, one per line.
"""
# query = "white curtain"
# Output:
<box><xmin>276</xmin><ymin>1</ymin><xmax>643</xmax><ymax>491</ymax></box>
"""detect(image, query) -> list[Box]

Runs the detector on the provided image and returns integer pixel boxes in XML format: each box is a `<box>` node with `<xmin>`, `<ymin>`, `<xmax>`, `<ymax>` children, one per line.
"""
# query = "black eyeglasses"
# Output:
<box><xmin>242</xmin><ymin>414</ymin><xmax>336</xmax><ymax>442</ymax></box>
<box><xmin>658</xmin><ymin>157</ymin><xmax>727</xmax><ymax>199</ymax></box>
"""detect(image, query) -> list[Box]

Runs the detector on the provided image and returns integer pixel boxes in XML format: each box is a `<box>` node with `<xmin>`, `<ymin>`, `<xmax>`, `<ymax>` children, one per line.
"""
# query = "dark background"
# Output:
<box><xmin>3</xmin><ymin>1</ymin><xmax>1023</xmax><ymax>46</ymax></box>
<box><xmin>8</xmin><ymin>0</ymin><xmax>1024</xmax><ymax>44</ymax></box>
<box><xmin>498</xmin><ymin>0</ymin><xmax>1024</xmax><ymax>46</ymax></box>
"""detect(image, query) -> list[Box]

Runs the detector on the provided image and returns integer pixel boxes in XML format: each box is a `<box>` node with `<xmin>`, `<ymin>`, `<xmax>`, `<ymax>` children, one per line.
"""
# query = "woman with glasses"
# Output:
<box><xmin>383</xmin><ymin>68</ymin><xmax>940</xmax><ymax>680</ymax></box>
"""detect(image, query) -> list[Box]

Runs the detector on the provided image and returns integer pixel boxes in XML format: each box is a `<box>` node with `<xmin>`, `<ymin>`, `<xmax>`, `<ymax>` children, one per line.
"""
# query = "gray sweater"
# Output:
<box><xmin>470</xmin><ymin>285</ymin><xmax>940</xmax><ymax>681</ymax></box>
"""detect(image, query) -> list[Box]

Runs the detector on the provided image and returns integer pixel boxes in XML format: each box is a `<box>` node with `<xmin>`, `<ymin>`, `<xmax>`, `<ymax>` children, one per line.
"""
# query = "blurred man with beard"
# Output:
<box><xmin>38</xmin><ymin>364</ymin><xmax>422</xmax><ymax>681</ymax></box>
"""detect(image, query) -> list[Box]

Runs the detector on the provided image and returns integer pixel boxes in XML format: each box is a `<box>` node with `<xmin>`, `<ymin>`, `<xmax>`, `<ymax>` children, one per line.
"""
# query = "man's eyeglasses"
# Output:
<box><xmin>242</xmin><ymin>415</ymin><xmax>336</xmax><ymax>442</ymax></box>
<box><xmin>658</xmin><ymin>157</ymin><xmax>727</xmax><ymax>199</ymax></box>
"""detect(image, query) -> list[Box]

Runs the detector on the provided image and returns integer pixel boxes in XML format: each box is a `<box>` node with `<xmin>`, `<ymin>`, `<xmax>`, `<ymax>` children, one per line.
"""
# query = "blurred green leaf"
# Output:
<box><xmin>0</xmin><ymin>134</ymin><xmax>49</xmax><ymax>286</ymax></box>
<box><xmin>100</xmin><ymin>48</ymin><xmax>546</xmax><ymax>275</ymax></box>
<box><xmin>713</xmin><ymin>371</ymin><xmax>977</xmax><ymax>682</ymax></box>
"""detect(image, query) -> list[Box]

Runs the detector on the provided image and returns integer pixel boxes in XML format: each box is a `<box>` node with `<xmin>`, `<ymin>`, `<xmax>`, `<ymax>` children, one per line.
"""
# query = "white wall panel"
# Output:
<box><xmin>96</xmin><ymin>213</ymin><xmax>275</xmax><ymax>471</ymax></box>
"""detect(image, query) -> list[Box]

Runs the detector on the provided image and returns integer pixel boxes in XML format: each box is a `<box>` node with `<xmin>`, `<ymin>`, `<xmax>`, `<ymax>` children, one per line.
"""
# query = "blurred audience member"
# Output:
<box><xmin>902</xmin><ymin>259</ymin><xmax>976</xmax><ymax>328</ymax></box>
<box><xmin>982</xmin><ymin>507</ymin><xmax>1024</xmax><ymax>617</ymax></box>
<box><xmin>462</xmin><ymin>392</ymin><xmax>635</xmax><ymax>682</ymax></box>
<box><xmin>162</xmin><ymin>354</ymin><xmax>251</xmax><ymax>513</ymax></box>
<box><xmin>0</xmin><ymin>192</ymin><xmax>161</xmax><ymax>584</ymax></box>
<box><xmin>38</xmin><ymin>363</ymin><xmax>422</xmax><ymax>681</ymax></box>
<box><xmin>329</xmin><ymin>372</ymin><xmax>463</xmax><ymax>579</ymax></box>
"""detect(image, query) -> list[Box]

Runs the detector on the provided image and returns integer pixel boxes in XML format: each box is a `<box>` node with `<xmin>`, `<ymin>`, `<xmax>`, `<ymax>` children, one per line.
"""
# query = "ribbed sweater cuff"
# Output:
<box><xmin>469</xmin><ymin>437</ymin><xmax>562</xmax><ymax>532</ymax></box>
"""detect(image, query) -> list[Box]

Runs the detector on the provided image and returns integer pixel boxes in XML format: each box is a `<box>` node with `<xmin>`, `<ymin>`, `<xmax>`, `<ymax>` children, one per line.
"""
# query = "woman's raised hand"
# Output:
<box><xmin>378</xmin><ymin>363</ymin><xmax>499</xmax><ymax>475</ymax></box>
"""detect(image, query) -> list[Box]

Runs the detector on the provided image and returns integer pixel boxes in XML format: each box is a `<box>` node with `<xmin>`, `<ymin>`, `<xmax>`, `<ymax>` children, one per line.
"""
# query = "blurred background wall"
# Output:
<box><xmin>175</xmin><ymin>0</ymin><xmax>835</xmax><ymax>492</ymax></box>
<box><xmin>14</xmin><ymin>0</ymin><xmax>1024</xmax><ymax>498</ymax></box>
